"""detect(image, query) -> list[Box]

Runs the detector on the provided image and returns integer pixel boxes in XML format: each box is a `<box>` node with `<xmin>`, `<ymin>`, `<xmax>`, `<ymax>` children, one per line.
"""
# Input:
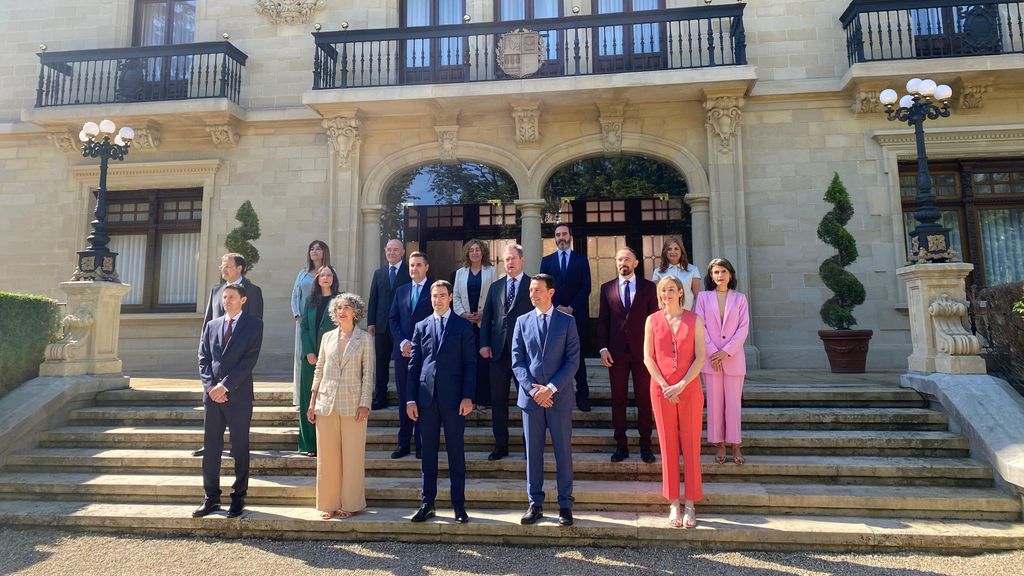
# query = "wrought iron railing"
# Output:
<box><xmin>35</xmin><ymin>41</ymin><xmax>248</xmax><ymax>107</ymax></box>
<box><xmin>841</xmin><ymin>0</ymin><xmax>1024</xmax><ymax>64</ymax></box>
<box><xmin>312</xmin><ymin>5</ymin><xmax>745</xmax><ymax>89</ymax></box>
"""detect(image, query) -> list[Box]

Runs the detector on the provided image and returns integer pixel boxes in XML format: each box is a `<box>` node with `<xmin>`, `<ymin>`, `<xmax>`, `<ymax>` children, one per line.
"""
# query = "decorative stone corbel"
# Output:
<box><xmin>44</xmin><ymin>308</ymin><xmax>95</xmax><ymax>362</ymax></box>
<box><xmin>255</xmin><ymin>0</ymin><xmax>325</xmax><ymax>25</ymax></box>
<box><xmin>704</xmin><ymin>95</ymin><xmax>743</xmax><ymax>154</ymax></box>
<box><xmin>206</xmin><ymin>123</ymin><xmax>240</xmax><ymax>148</ymax></box>
<box><xmin>47</xmin><ymin>130</ymin><xmax>79</xmax><ymax>153</ymax></box>
<box><xmin>851</xmin><ymin>89</ymin><xmax>882</xmax><ymax>115</ymax></box>
<box><xmin>510</xmin><ymin>100</ymin><xmax>541</xmax><ymax>148</ymax></box>
<box><xmin>958</xmin><ymin>83</ymin><xmax>991</xmax><ymax>110</ymax></box>
<box><xmin>131</xmin><ymin>123</ymin><xmax>162</xmax><ymax>151</ymax></box>
<box><xmin>929</xmin><ymin>293</ymin><xmax>982</xmax><ymax>356</ymax></box>
<box><xmin>435</xmin><ymin>125</ymin><xmax>459</xmax><ymax>162</ymax></box>
<box><xmin>596</xmin><ymin>101</ymin><xmax>625</xmax><ymax>155</ymax></box>
<box><xmin>323</xmin><ymin>114</ymin><xmax>362</xmax><ymax>170</ymax></box>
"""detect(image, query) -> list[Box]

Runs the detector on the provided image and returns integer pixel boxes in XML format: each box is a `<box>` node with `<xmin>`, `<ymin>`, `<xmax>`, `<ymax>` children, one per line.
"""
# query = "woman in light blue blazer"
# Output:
<box><xmin>291</xmin><ymin>240</ymin><xmax>330</xmax><ymax>406</ymax></box>
<box><xmin>452</xmin><ymin>239</ymin><xmax>496</xmax><ymax>408</ymax></box>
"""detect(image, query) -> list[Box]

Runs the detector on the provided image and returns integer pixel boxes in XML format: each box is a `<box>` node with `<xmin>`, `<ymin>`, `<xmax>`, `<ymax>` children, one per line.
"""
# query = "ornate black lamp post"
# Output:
<box><xmin>73</xmin><ymin>119</ymin><xmax>133</xmax><ymax>282</ymax></box>
<box><xmin>879</xmin><ymin>78</ymin><xmax>955</xmax><ymax>264</ymax></box>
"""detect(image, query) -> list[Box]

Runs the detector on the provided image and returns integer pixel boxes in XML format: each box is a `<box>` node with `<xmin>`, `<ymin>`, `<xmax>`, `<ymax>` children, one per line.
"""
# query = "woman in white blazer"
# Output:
<box><xmin>452</xmin><ymin>239</ymin><xmax>496</xmax><ymax>408</ymax></box>
<box><xmin>306</xmin><ymin>293</ymin><xmax>374</xmax><ymax>520</ymax></box>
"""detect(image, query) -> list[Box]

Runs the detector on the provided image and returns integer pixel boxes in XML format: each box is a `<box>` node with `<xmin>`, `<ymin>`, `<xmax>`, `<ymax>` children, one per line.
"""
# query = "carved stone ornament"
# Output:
<box><xmin>131</xmin><ymin>126</ymin><xmax>161</xmax><ymax>151</ymax></box>
<box><xmin>47</xmin><ymin>130</ymin><xmax>79</xmax><ymax>153</ymax></box>
<box><xmin>323</xmin><ymin>115</ymin><xmax>362</xmax><ymax>169</ymax></box>
<box><xmin>910</xmin><ymin>234</ymin><xmax>958</xmax><ymax>263</ymax></box>
<box><xmin>596</xmin><ymin>101</ymin><xmax>625</xmax><ymax>155</ymax></box>
<box><xmin>44</xmin><ymin>307</ymin><xmax>95</xmax><ymax>362</ymax></box>
<box><xmin>435</xmin><ymin>125</ymin><xmax>459</xmax><ymax>162</ymax></box>
<box><xmin>496</xmin><ymin>29</ymin><xmax>546</xmax><ymax>78</ymax></box>
<box><xmin>705</xmin><ymin>96</ymin><xmax>743</xmax><ymax>154</ymax></box>
<box><xmin>959</xmin><ymin>83</ymin><xmax>991</xmax><ymax>110</ymax></box>
<box><xmin>255</xmin><ymin>0</ymin><xmax>325</xmax><ymax>25</ymax></box>
<box><xmin>928</xmin><ymin>293</ymin><xmax>982</xmax><ymax>356</ymax></box>
<box><xmin>851</xmin><ymin>90</ymin><xmax>882</xmax><ymax>115</ymax></box>
<box><xmin>206</xmin><ymin>124</ymin><xmax>240</xmax><ymax>148</ymax></box>
<box><xmin>511</xmin><ymin>102</ymin><xmax>541</xmax><ymax>148</ymax></box>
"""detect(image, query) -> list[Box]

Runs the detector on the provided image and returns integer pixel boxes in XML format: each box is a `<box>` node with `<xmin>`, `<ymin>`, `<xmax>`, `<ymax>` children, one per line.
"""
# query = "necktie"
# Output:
<box><xmin>505</xmin><ymin>277</ymin><xmax>516</xmax><ymax>315</ymax></box>
<box><xmin>224</xmin><ymin>318</ymin><xmax>234</xmax><ymax>343</ymax></box>
<box><xmin>560</xmin><ymin>251</ymin><xmax>567</xmax><ymax>275</ymax></box>
<box><xmin>432</xmin><ymin>316</ymin><xmax>445</xmax><ymax>358</ymax></box>
<box><xmin>389</xmin><ymin>265</ymin><xmax>397</xmax><ymax>288</ymax></box>
<box><xmin>539</xmin><ymin>313</ymin><xmax>548</xmax><ymax>347</ymax></box>
<box><xmin>624</xmin><ymin>280</ymin><xmax>632</xmax><ymax>313</ymax></box>
<box><xmin>411</xmin><ymin>283</ymin><xmax>420</xmax><ymax>310</ymax></box>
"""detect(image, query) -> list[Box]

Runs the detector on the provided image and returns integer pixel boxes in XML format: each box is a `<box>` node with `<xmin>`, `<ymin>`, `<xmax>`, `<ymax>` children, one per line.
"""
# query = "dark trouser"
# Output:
<box><xmin>393</xmin><ymin>347</ymin><xmax>421</xmax><ymax>451</ymax></box>
<box><xmin>489</xmin><ymin>347</ymin><xmax>517</xmax><ymax>450</ymax></box>
<box><xmin>609</xmin><ymin>349</ymin><xmax>653</xmax><ymax>447</ymax></box>
<box><xmin>298</xmin><ymin>358</ymin><xmax>317</xmax><ymax>452</ymax></box>
<box><xmin>373</xmin><ymin>330</ymin><xmax>394</xmax><ymax>406</ymax></box>
<box><xmin>418</xmin><ymin>399</ymin><xmax>467</xmax><ymax>508</ymax></box>
<box><xmin>472</xmin><ymin>324</ymin><xmax>491</xmax><ymax>406</ymax></box>
<box><xmin>573</xmin><ymin>316</ymin><xmax>590</xmax><ymax>404</ymax></box>
<box><xmin>202</xmin><ymin>398</ymin><xmax>253</xmax><ymax>501</ymax></box>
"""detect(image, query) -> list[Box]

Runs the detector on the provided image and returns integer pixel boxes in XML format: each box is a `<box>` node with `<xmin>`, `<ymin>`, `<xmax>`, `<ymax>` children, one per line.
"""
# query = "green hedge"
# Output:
<box><xmin>0</xmin><ymin>292</ymin><xmax>60</xmax><ymax>396</ymax></box>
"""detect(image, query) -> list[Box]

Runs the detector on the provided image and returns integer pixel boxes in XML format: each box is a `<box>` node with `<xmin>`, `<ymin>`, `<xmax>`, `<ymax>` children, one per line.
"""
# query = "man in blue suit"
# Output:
<box><xmin>388</xmin><ymin>251</ymin><xmax>433</xmax><ymax>459</ymax></box>
<box><xmin>406</xmin><ymin>280</ymin><xmax>476</xmax><ymax>524</ymax></box>
<box><xmin>512</xmin><ymin>273</ymin><xmax>581</xmax><ymax>527</ymax></box>
<box><xmin>193</xmin><ymin>283</ymin><xmax>264</xmax><ymax>519</ymax></box>
<box><xmin>539</xmin><ymin>224</ymin><xmax>592</xmax><ymax>411</ymax></box>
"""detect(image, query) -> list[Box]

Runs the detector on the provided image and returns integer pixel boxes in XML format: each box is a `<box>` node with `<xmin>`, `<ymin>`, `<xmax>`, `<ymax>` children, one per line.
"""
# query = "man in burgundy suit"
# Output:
<box><xmin>597</xmin><ymin>247</ymin><xmax>660</xmax><ymax>463</ymax></box>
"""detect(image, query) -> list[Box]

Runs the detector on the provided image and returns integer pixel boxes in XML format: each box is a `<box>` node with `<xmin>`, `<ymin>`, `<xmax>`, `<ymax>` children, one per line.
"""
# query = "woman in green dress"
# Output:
<box><xmin>299</xmin><ymin>265</ymin><xmax>340</xmax><ymax>456</ymax></box>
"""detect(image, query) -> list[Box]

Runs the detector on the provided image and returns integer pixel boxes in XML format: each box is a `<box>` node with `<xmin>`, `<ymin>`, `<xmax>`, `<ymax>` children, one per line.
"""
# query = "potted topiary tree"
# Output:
<box><xmin>817</xmin><ymin>173</ymin><xmax>873</xmax><ymax>373</ymax></box>
<box><xmin>225</xmin><ymin>200</ymin><xmax>261</xmax><ymax>274</ymax></box>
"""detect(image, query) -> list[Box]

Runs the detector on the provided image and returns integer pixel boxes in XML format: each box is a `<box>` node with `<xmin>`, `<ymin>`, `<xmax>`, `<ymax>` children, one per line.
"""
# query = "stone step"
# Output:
<box><xmin>1</xmin><ymin>500</ymin><xmax>1020</xmax><ymax>552</ymax></box>
<box><xmin>3</xmin><ymin>449</ymin><xmax>993</xmax><ymax>486</ymax></box>
<box><xmin>66</xmin><ymin>405</ymin><xmax>950</xmax><ymax>431</ymax></box>
<box><xmin>0</xmin><ymin>473</ymin><xmax>1016</xmax><ymax>520</ymax></box>
<box><xmin>37</xmin><ymin>426</ymin><xmax>971</xmax><ymax>456</ymax></box>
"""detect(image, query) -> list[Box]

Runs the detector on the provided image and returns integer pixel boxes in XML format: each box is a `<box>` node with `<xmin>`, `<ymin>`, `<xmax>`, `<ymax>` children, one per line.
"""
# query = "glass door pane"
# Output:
<box><xmin>585</xmin><ymin>235</ymin><xmax>626</xmax><ymax>318</ymax></box>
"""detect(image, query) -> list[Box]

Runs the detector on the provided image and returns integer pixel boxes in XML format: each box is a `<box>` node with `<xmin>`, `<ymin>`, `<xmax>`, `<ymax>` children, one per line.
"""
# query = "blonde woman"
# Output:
<box><xmin>306</xmin><ymin>293</ymin><xmax>374</xmax><ymax>520</ymax></box>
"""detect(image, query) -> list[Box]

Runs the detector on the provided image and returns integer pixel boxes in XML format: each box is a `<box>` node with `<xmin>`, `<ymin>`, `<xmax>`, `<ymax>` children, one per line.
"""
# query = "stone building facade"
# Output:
<box><xmin>1</xmin><ymin>0</ymin><xmax>1021</xmax><ymax>373</ymax></box>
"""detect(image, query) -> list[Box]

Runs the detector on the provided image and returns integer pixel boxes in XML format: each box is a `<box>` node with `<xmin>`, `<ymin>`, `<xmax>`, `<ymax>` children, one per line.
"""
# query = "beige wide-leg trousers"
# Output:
<box><xmin>315</xmin><ymin>410</ymin><xmax>367</xmax><ymax>514</ymax></box>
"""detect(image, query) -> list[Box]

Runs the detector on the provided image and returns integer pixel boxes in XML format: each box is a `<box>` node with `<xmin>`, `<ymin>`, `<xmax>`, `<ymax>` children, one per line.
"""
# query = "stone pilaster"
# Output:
<box><xmin>361</xmin><ymin>205</ymin><xmax>384</xmax><ymax>300</ymax></box>
<box><xmin>39</xmin><ymin>281</ymin><xmax>131</xmax><ymax>377</ymax></box>
<box><xmin>323</xmin><ymin>112</ymin><xmax>363</xmax><ymax>291</ymax></box>
<box><xmin>516</xmin><ymin>199</ymin><xmax>545</xmax><ymax>276</ymax></box>
<box><xmin>897</xmin><ymin>263</ymin><xmax>986</xmax><ymax>374</ymax></box>
<box><xmin>685</xmin><ymin>193</ymin><xmax>711</xmax><ymax>268</ymax></box>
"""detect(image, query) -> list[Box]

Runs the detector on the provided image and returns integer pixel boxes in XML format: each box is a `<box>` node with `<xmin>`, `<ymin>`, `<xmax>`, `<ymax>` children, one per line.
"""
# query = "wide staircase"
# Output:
<box><xmin>0</xmin><ymin>365</ymin><xmax>1022</xmax><ymax>551</ymax></box>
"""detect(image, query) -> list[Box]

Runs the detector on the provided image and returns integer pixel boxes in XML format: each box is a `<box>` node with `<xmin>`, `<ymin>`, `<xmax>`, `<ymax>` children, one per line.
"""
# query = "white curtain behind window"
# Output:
<box><xmin>406</xmin><ymin>0</ymin><xmax>431</xmax><ymax>66</ymax></box>
<box><xmin>158</xmin><ymin>232</ymin><xmax>200</xmax><ymax>304</ymax></box>
<box><xmin>501</xmin><ymin>0</ymin><xmax>525</xmax><ymax>20</ymax></box>
<box><xmin>439</xmin><ymin>0</ymin><xmax>463</xmax><ymax>65</ymax></box>
<box><xmin>109</xmin><ymin>234</ymin><xmax>147</xmax><ymax>305</ymax></box>
<box><xmin>597</xmin><ymin>0</ymin><xmax>625</xmax><ymax>56</ymax></box>
<box><xmin>979</xmin><ymin>208</ymin><xmax>1024</xmax><ymax>285</ymax></box>
<box><xmin>632</xmin><ymin>0</ymin><xmax>659</xmax><ymax>53</ymax></box>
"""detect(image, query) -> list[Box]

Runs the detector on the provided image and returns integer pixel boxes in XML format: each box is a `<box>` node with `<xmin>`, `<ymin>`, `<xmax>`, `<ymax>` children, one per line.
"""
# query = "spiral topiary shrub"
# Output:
<box><xmin>225</xmin><ymin>200</ymin><xmax>261</xmax><ymax>274</ymax></box>
<box><xmin>817</xmin><ymin>172</ymin><xmax>866</xmax><ymax>330</ymax></box>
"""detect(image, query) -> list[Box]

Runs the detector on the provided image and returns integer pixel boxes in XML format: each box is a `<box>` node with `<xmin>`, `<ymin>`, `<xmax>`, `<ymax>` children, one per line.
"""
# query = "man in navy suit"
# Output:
<box><xmin>367</xmin><ymin>239</ymin><xmax>411</xmax><ymax>410</ymax></box>
<box><xmin>598</xmin><ymin>247</ymin><xmax>660</xmax><ymax>464</ymax></box>
<box><xmin>388</xmin><ymin>251</ymin><xmax>433</xmax><ymax>459</ymax></box>
<box><xmin>406</xmin><ymin>280</ymin><xmax>476</xmax><ymax>524</ymax></box>
<box><xmin>193</xmin><ymin>283</ymin><xmax>264</xmax><ymax>519</ymax></box>
<box><xmin>539</xmin><ymin>224</ymin><xmax>592</xmax><ymax>411</ymax></box>
<box><xmin>479</xmin><ymin>244</ymin><xmax>532</xmax><ymax>461</ymax></box>
<box><xmin>512</xmin><ymin>273</ymin><xmax>581</xmax><ymax>527</ymax></box>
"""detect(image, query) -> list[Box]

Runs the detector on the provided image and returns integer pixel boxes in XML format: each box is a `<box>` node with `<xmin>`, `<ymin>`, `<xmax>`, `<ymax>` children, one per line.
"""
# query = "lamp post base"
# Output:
<box><xmin>72</xmin><ymin>250</ymin><xmax>120</xmax><ymax>282</ymax></box>
<box><xmin>909</xmin><ymin>229</ymin><xmax>956</xmax><ymax>264</ymax></box>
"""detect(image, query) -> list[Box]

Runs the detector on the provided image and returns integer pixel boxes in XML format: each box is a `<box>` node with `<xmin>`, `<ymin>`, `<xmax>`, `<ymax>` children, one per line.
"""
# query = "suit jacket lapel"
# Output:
<box><xmin>722</xmin><ymin>290</ymin><xmax>733</xmax><ymax>327</ymax></box>
<box><xmin>338</xmin><ymin>330</ymin><xmax>358</xmax><ymax>371</ymax></box>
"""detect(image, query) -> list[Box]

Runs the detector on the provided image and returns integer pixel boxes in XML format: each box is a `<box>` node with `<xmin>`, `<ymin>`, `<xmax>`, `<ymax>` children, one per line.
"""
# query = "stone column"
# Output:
<box><xmin>323</xmin><ymin>113</ymin><xmax>363</xmax><ymax>293</ymax></box>
<box><xmin>517</xmin><ymin>199</ymin><xmax>545</xmax><ymax>275</ymax></box>
<box><xmin>897</xmin><ymin>263</ymin><xmax>986</xmax><ymax>374</ymax></box>
<box><xmin>39</xmin><ymin>281</ymin><xmax>131</xmax><ymax>377</ymax></box>
<box><xmin>361</xmin><ymin>205</ymin><xmax>384</xmax><ymax>298</ymax></box>
<box><xmin>685</xmin><ymin>193</ymin><xmax>711</xmax><ymax>267</ymax></box>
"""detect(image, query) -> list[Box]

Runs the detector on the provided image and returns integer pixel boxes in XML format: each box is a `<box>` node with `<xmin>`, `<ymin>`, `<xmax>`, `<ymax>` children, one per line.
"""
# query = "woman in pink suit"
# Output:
<box><xmin>643</xmin><ymin>276</ymin><xmax>706</xmax><ymax>528</ymax></box>
<box><xmin>693</xmin><ymin>258</ymin><xmax>750</xmax><ymax>465</ymax></box>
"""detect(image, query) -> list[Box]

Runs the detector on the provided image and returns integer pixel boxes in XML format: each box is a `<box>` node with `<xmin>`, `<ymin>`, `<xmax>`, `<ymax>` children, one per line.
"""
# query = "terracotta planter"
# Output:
<box><xmin>818</xmin><ymin>329</ymin><xmax>873</xmax><ymax>373</ymax></box>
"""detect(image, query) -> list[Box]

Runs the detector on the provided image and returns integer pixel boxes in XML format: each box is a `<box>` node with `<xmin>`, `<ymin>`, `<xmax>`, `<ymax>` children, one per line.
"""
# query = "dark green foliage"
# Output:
<box><xmin>972</xmin><ymin>282</ymin><xmax>1024</xmax><ymax>395</ymax></box>
<box><xmin>426</xmin><ymin>163</ymin><xmax>518</xmax><ymax>205</ymax></box>
<box><xmin>543</xmin><ymin>155</ymin><xmax>687</xmax><ymax>211</ymax></box>
<box><xmin>817</xmin><ymin>173</ymin><xmax>866</xmax><ymax>330</ymax></box>
<box><xmin>225</xmin><ymin>200</ymin><xmax>261</xmax><ymax>273</ymax></box>
<box><xmin>0</xmin><ymin>292</ymin><xmax>60</xmax><ymax>396</ymax></box>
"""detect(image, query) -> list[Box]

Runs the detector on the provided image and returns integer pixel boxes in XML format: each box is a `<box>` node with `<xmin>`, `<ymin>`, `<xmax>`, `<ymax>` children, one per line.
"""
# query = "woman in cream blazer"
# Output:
<box><xmin>452</xmin><ymin>239</ymin><xmax>496</xmax><ymax>407</ymax></box>
<box><xmin>307</xmin><ymin>292</ymin><xmax>374</xmax><ymax>520</ymax></box>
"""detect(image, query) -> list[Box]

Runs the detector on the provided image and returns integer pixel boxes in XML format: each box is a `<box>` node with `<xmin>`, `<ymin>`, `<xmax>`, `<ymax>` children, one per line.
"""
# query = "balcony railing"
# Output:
<box><xmin>35</xmin><ymin>41</ymin><xmax>248</xmax><ymax>108</ymax></box>
<box><xmin>841</xmin><ymin>0</ymin><xmax>1024</xmax><ymax>64</ymax></box>
<box><xmin>312</xmin><ymin>5</ymin><xmax>746</xmax><ymax>90</ymax></box>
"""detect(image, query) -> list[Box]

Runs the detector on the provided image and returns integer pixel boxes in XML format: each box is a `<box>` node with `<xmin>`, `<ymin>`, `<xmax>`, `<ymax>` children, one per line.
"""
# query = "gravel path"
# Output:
<box><xmin>1</xmin><ymin>527</ymin><xmax>1022</xmax><ymax>576</ymax></box>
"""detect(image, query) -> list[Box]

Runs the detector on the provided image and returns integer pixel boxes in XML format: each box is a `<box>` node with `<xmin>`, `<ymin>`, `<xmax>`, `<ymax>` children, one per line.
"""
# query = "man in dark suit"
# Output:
<box><xmin>406</xmin><ymin>280</ymin><xmax>476</xmax><ymax>524</ymax></box>
<box><xmin>367</xmin><ymin>239</ymin><xmax>411</xmax><ymax>410</ymax></box>
<box><xmin>479</xmin><ymin>244</ymin><xmax>532</xmax><ymax>461</ymax></box>
<box><xmin>388</xmin><ymin>251</ymin><xmax>433</xmax><ymax>459</ymax></box>
<box><xmin>598</xmin><ymin>247</ymin><xmax>659</xmax><ymax>464</ymax></box>
<box><xmin>193</xmin><ymin>252</ymin><xmax>263</xmax><ymax>457</ymax></box>
<box><xmin>512</xmin><ymin>273</ymin><xmax>580</xmax><ymax>527</ymax></box>
<box><xmin>539</xmin><ymin>224</ymin><xmax>592</xmax><ymax>411</ymax></box>
<box><xmin>193</xmin><ymin>283</ymin><xmax>264</xmax><ymax>519</ymax></box>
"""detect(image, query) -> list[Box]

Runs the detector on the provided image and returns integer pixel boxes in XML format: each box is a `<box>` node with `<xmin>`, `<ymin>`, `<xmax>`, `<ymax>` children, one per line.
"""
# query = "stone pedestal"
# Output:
<box><xmin>897</xmin><ymin>263</ymin><xmax>985</xmax><ymax>374</ymax></box>
<box><xmin>39</xmin><ymin>281</ymin><xmax>131</xmax><ymax>377</ymax></box>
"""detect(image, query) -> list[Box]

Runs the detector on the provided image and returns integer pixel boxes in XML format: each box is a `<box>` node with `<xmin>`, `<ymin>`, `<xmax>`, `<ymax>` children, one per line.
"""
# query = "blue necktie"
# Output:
<box><xmin>560</xmin><ymin>251</ymin><xmax>567</xmax><ymax>275</ymax></box>
<box><xmin>505</xmin><ymin>277</ymin><xmax>516</xmax><ymax>315</ymax></box>
<box><xmin>389</xmin><ymin>265</ymin><xmax>397</xmax><ymax>288</ymax></box>
<box><xmin>432</xmin><ymin>316</ymin><xmax>445</xmax><ymax>358</ymax></box>
<box><xmin>539</xmin><ymin>313</ymin><xmax>548</xmax><ymax>348</ymax></box>
<box><xmin>623</xmin><ymin>280</ymin><xmax>632</xmax><ymax>314</ymax></box>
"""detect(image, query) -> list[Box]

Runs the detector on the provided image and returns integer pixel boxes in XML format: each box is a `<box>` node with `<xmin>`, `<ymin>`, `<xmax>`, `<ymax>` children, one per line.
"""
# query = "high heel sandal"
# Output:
<box><xmin>319</xmin><ymin>510</ymin><xmax>335</xmax><ymax>520</ymax></box>
<box><xmin>683</xmin><ymin>505</ymin><xmax>697</xmax><ymax>529</ymax></box>
<box><xmin>668</xmin><ymin>502</ymin><xmax>683</xmax><ymax>528</ymax></box>
<box><xmin>714</xmin><ymin>444</ymin><xmax>727</xmax><ymax>465</ymax></box>
<box><xmin>731</xmin><ymin>445</ymin><xmax>745</xmax><ymax>465</ymax></box>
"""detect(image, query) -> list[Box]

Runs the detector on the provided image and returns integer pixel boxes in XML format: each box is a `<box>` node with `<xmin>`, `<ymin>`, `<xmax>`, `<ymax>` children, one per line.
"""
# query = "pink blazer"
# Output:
<box><xmin>693</xmin><ymin>290</ymin><xmax>749</xmax><ymax>375</ymax></box>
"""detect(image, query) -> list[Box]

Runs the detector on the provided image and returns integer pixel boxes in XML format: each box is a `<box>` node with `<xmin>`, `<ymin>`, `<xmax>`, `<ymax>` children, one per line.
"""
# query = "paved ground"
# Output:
<box><xmin>2</xmin><ymin>527</ymin><xmax>1022</xmax><ymax>576</ymax></box>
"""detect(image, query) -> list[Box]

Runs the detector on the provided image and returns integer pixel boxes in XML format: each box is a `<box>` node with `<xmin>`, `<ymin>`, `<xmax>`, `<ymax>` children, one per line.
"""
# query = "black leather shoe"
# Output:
<box><xmin>610</xmin><ymin>445</ymin><xmax>629</xmax><ymax>463</ymax></box>
<box><xmin>454</xmin><ymin>507</ymin><xmax>469</xmax><ymax>524</ymax></box>
<box><xmin>415</xmin><ymin>448</ymin><xmax>422</xmax><ymax>460</ymax></box>
<box><xmin>640</xmin><ymin>445</ymin><xmax>656</xmax><ymax>464</ymax></box>
<box><xmin>410</xmin><ymin>504</ymin><xmax>435</xmax><ymax>523</ymax></box>
<box><xmin>391</xmin><ymin>446</ymin><xmax>411</xmax><ymax>459</ymax></box>
<box><xmin>520</xmin><ymin>505</ymin><xmax>543</xmax><ymax>525</ymax></box>
<box><xmin>226</xmin><ymin>498</ymin><xmax>245</xmax><ymax>518</ymax></box>
<box><xmin>192</xmin><ymin>499</ymin><xmax>220</xmax><ymax>517</ymax></box>
<box><xmin>558</xmin><ymin>508</ymin><xmax>574</xmax><ymax>526</ymax></box>
<box><xmin>191</xmin><ymin>447</ymin><xmax>205</xmax><ymax>457</ymax></box>
<box><xmin>371</xmin><ymin>400</ymin><xmax>389</xmax><ymax>411</ymax></box>
<box><xmin>487</xmin><ymin>447</ymin><xmax>509</xmax><ymax>461</ymax></box>
<box><xmin>576</xmin><ymin>400</ymin><xmax>592</xmax><ymax>412</ymax></box>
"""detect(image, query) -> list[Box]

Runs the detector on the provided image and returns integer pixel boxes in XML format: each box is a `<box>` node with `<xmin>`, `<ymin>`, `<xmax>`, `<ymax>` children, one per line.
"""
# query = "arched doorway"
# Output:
<box><xmin>383</xmin><ymin>161</ymin><xmax>521</xmax><ymax>283</ymax></box>
<box><xmin>542</xmin><ymin>154</ymin><xmax>690</xmax><ymax>354</ymax></box>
